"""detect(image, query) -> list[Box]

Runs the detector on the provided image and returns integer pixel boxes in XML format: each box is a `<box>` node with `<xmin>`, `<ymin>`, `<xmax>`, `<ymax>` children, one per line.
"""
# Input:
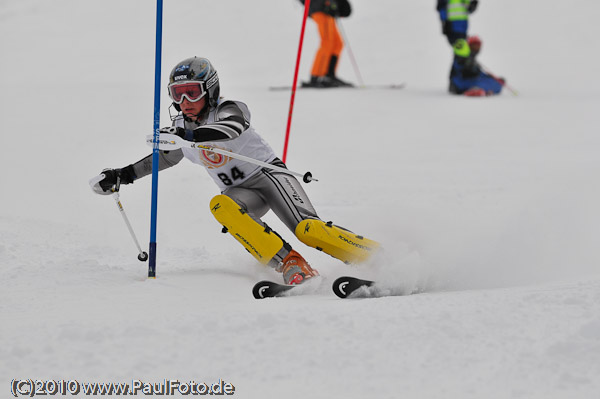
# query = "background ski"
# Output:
<box><xmin>269</xmin><ymin>83</ymin><xmax>406</xmax><ymax>91</ymax></box>
<box><xmin>332</xmin><ymin>276</ymin><xmax>375</xmax><ymax>298</ymax></box>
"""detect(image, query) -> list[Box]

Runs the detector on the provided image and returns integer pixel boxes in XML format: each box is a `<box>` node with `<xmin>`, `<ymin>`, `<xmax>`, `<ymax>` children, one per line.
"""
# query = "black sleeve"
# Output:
<box><xmin>189</xmin><ymin>101</ymin><xmax>250</xmax><ymax>143</ymax></box>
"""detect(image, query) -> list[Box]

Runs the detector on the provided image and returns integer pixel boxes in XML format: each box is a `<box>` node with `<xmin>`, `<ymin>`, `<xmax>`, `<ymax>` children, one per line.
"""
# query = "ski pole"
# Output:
<box><xmin>112</xmin><ymin>187</ymin><xmax>149</xmax><ymax>262</ymax></box>
<box><xmin>145</xmin><ymin>134</ymin><xmax>318</xmax><ymax>183</ymax></box>
<box><xmin>336</xmin><ymin>19</ymin><xmax>365</xmax><ymax>87</ymax></box>
<box><xmin>479</xmin><ymin>62</ymin><xmax>519</xmax><ymax>96</ymax></box>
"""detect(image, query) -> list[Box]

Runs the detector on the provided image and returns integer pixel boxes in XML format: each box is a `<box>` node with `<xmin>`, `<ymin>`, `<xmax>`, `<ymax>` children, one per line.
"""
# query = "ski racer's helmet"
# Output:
<box><xmin>168</xmin><ymin>57</ymin><xmax>220</xmax><ymax>111</ymax></box>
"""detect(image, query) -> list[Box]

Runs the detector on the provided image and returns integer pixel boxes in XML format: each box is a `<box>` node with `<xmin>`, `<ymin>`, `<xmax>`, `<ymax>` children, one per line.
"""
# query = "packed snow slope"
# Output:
<box><xmin>1</xmin><ymin>1</ymin><xmax>599</xmax><ymax>398</ymax></box>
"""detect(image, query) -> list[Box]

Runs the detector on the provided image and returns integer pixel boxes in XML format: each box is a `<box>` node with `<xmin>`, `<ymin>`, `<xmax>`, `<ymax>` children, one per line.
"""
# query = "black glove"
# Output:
<box><xmin>159</xmin><ymin>126</ymin><xmax>186</xmax><ymax>138</ymax></box>
<box><xmin>97</xmin><ymin>166</ymin><xmax>136</xmax><ymax>193</ymax></box>
<box><xmin>468</xmin><ymin>0</ymin><xmax>478</xmax><ymax>13</ymax></box>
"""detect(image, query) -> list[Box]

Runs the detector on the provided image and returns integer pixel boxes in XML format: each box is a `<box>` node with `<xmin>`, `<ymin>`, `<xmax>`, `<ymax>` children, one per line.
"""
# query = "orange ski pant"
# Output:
<box><xmin>310</xmin><ymin>12</ymin><xmax>344</xmax><ymax>77</ymax></box>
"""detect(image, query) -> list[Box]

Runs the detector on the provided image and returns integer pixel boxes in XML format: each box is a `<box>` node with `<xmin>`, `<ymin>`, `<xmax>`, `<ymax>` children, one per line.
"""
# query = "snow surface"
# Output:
<box><xmin>1</xmin><ymin>0</ymin><xmax>600</xmax><ymax>398</ymax></box>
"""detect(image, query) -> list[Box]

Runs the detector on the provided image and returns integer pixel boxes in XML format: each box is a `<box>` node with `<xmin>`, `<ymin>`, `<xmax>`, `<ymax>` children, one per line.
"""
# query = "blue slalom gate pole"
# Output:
<box><xmin>148</xmin><ymin>0</ymin><xmax>163</xmax><ymax>278</ymax></box>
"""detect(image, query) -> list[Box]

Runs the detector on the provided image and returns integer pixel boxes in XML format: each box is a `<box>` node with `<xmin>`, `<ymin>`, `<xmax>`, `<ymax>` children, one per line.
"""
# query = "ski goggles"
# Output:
<box><xmin>168</xmin><ymin>81</ymin><xmax>207</xmax><ymax>104</ymax></box>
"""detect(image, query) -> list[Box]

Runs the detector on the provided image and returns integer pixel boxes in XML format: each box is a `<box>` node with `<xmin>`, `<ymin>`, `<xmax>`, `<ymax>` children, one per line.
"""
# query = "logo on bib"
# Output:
<box><xmin>199</xmin><ymin>147</ymin><xmax>231</xmax><ymax>169</ymax></box>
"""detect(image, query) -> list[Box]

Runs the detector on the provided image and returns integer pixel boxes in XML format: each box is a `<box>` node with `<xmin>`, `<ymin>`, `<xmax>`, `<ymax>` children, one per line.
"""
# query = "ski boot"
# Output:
<box><xmin>277</xmin><ymin>250</ymin><xmax>319</xmax><ymax>285</ymax></box>
<box><xmin>327</xmin><ymin>75</ymin><xmax>354</xmax><ymax>87</ymax></box>
<box><xmin>302</xmin><ymin>75</ymin><xmax>338</xmax><ymax>88</ymax></box>
<box><xmin>324</xmin><ymin>55</ymin><xmax>354</xmax><ymax>87</ymax></box>
<box><xmin>449</xmin><ymin>81</ymin><xmax>460</xmax><ymax>94</ymax></box>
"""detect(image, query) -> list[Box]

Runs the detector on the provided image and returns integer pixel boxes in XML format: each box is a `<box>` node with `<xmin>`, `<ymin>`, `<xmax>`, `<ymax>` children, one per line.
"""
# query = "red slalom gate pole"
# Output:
<box><xmin>282</xmin><ymin>0</ymin><xmax>311</xmax><ymax>164</ymax></box>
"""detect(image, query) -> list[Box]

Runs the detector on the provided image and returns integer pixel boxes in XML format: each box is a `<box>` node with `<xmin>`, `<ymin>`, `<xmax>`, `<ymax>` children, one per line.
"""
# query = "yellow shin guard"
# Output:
<box><xmin>295</xmin><ymin>219</ymin><xmax>380</xmax><ymax>264</ymax></box>
<box><xmin>210</xmin><ymin>195</ymin><xmax>284</xmax><ymax>265</ymax></box>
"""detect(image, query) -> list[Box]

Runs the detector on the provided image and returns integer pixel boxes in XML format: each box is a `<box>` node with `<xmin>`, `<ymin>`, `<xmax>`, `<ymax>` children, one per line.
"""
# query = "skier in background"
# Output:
<box><xmin>90</xmin><ymin>57</ymin><xmax>379</xmax><ymax>285</ymax></box>
<box><xmin>437</xmin><ymin>0</ymin><xmax>503</xmax><ymax>96</ymax></box>
<box><xmin>299</xmin><ymin>0</ymin><xmax>353</xmax><ymax>88</ymax></box>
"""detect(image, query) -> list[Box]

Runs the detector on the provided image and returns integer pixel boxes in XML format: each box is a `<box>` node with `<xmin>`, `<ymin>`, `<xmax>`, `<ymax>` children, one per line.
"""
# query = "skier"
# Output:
<box><xmin>299</xmin><ymin>0</ymin><xmax>353</xmax><ymax>88</ymax></box>
<box><xmin>436</xmin><ymin>0</ymin><xmax>502</xmax><ymax>96</ymax></box>
<box><xmin>90</xmin><ymin>57</ymin><xmax>379</xmax><ymax>285</ymax></box>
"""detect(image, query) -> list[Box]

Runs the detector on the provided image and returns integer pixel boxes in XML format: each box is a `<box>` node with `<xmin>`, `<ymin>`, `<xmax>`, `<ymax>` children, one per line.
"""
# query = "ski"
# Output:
<box><xmin>269</xmin><ymin>83</ymin><xmax>406</xmax><ymax>92</ymax></box>
<box><xmin>252</xmin><ymin>280</ymin><xmax>297</xmax><ymax>299</ymax></box>
<box><xmin>332</xmin><ymin>276</ymin><xmax>375</xmax><ymax>298</ymax></box>
<box><xmin>252</xmin><ymin>276</ymin><xmax>324</xmax><ymax>299</ymax></box>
